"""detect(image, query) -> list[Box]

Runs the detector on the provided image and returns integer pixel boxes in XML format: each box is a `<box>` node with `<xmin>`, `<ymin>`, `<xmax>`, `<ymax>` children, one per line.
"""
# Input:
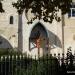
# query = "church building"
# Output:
<box><xmin>0</xmin><ymin>0</ymin><xmax>75</xmax><ymax>57</ymax></box>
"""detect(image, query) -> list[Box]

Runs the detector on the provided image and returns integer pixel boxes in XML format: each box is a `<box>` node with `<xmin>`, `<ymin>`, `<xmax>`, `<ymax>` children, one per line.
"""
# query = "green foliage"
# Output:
<box><xmin>15</xmin><ymin>55</ymin><xmax>60</xmax><ymax>75</ymax></box>
<box><xmin>13</xmin><ymin>0</ymin><xmax>72</xmax><ymax>23</ymax></box>
<box><xmin>0</xmin><ymin>48</ymin><xmax>22</xmax><ymax>56</ymax></box>
<box><xmin>0</xmin><ymin>54</ymin><xmax>32</xmax><ymax>75</ymax></box>
<box><xmin>66</xmin><ymin>47</ymin><xmax>75</xmax><ymax>71</ymax></box>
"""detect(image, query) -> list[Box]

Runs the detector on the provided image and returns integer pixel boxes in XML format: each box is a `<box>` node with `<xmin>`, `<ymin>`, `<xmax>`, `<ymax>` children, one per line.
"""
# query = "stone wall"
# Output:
<box><xmin>64</xmin><ymin>14</ymin><xmax>75</xmax><ymax>55</ymax></box>
<box><xmin>0</xmin><ymin>0</ymin><xmax>75</xmax><ymax>57</ymax></box>
<box><xmin>0</xmin><ymin>0</ymin><xmax>18</xmax><ymax>49</ymax></box>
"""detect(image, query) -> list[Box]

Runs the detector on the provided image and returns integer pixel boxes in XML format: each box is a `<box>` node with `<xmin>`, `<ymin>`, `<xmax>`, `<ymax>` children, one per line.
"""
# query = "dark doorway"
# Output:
<box><xmin>29</xmin><ymin>23</ymin><xmax>48</xmax><ymax>51</ymax></box>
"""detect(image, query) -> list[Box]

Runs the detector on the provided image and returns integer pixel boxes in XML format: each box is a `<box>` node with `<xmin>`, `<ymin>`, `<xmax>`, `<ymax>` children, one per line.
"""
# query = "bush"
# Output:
<box><xmin>0</xmin><ymin>54</ymin><xmax>60</xmax><ymax>75</ymax></box>
<box><xmin>0</xmin><ymin>55</ymin><xmax>32</xmax><ymax>75</ymax></box>
<box><xmin>19</xmin><ymin>55</ymin><xmax>60</xmax><ymax>75</ymax></box>
<box><xmin>0</xmin><ymin>48</ymin><xmax>22</xmax><ymax>56</ymax></box>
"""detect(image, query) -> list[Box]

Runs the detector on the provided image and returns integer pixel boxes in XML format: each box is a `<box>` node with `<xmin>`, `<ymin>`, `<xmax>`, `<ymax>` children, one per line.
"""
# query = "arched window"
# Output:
<box><xmin>10</xmin><ymin>16</ymin><xmax>13</xmax><ymax>24</ymax></box>
<box><xmin>29</xmin><ymin>23</ymin><xmax>48</xmax><ymax>50</ymax></box>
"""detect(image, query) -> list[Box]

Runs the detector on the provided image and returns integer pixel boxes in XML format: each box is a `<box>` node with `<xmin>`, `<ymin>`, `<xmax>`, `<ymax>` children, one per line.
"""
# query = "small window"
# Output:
<box><xmin>0</xmin><ymin>41</ymin><xmax>2</xmax><ymax>44</ymax></box>
<box><xmin>68</xmin><ymin>8</ymin><xmax>75</xmax><ymax>17</ymax></box>
<box><xmin>68</xmin><ymin>3</ymin><xmax>75</xmax><ymax>17</ymax></box>
<box><xmin>10</xmin><ymin>16</ymin><xmax>13</xmax><ymax>24</ymax></box>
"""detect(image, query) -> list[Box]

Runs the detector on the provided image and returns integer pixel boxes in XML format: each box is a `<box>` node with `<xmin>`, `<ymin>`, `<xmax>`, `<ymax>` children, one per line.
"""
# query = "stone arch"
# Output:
<box><xmin>29</xmin><ymin>21</ymin><xmax>49</xmax><ymax>38</ymax></box>
<box><xmin>29</xmin><ymin>22</ymin><xmax>49</xmax><ymax>51</ymax></box>
<box><xmin>0</xmin><ymin>35</ymin><xmax>13</xmax><ymax>49</ymax></box>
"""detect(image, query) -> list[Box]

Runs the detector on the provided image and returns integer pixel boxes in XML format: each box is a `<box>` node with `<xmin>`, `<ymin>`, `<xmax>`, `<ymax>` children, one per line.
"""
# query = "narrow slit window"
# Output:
<box><xmin>10</xmin><ymin>16</ymin><xmax>13</xmax><ymax>24</ymax></box>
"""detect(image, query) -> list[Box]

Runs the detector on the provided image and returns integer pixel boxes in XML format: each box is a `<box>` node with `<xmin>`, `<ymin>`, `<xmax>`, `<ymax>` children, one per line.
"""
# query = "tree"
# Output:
<box><xmin>0</xmin><ymin>0</ymin><xmax>4</xmax><ymax>13</ymax></box>
<box><xmin>12</xmin><ymin>0</ymin><xmax>72</xmax><ymax>24</ymax></box>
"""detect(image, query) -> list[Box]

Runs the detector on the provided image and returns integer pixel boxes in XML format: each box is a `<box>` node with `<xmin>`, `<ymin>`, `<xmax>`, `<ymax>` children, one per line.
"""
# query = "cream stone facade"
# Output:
<box><xmin>0</xmin><ymin>0</ymin><xmax>75</xmax><ymax>57</ymax></box>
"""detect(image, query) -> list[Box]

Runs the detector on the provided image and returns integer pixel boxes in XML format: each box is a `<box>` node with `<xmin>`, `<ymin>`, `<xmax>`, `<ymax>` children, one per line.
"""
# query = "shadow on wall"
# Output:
<box><xmin>48</xmin><ymin>30</ymin><xmax>62</xmax><ymax>49</ymax></box>
<box><xmin>42</xmin><ymin>30</ymin><xmax>62</xmax><ymax>56</ymax></box>
<box><xmin>29</xmin><ymin>30</ymin><xmax>62</xmax><ymax>56</ymax></box>
<box><xmin>0</xmin><ymin>35</ymin><xmax>13</xmax><ymax>49</ymax></box>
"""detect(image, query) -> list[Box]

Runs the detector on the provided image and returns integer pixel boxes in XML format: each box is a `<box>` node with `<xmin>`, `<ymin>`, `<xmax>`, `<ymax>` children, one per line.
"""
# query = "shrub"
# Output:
<box><xmin>0</xmin><ymin>48</ymin><xmax>22</xmax><ymax>56</ymax></box>
<box><xmin>0</xmin><ymin>54</ymin><xmax>60</xmax><ymax>75</ymax></box>
<box><xmin>20</xmin><ymin>55</ymin><xmax>60</xmax><ymax>75</ymax></box>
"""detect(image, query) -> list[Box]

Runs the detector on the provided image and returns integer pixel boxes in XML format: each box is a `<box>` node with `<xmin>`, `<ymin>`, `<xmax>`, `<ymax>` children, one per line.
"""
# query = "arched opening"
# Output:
<box><xmin>29</xmin><ymin>23</ymin><xmax>48</xmax><ymax>51</ymax></box>
<box><xmin>0</xmin><ymin>35</ymin><xmax>13</xmax><ymax>48</ymax></box>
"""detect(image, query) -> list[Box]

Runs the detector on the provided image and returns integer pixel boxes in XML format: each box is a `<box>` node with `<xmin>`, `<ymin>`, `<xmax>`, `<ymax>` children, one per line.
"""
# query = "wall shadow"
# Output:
<box><xmin>42</xmin><ymin>30</ymin><xmax>62</xmax><ymax>56</ymax></box>
<box><xmin>0</xmin><ymin>35</ymin><xmax>13</xmax><ymax>49</ymax></box>
<box><xmin>48</xmin><ymin>30</ymin><xmax>62</xmax><ymax>49</ymax></box>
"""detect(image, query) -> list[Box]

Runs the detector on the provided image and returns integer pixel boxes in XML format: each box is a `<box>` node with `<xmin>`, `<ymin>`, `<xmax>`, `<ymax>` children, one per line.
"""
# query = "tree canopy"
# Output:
<box><xmin>0</xmin><ymin>0</ymin><xmax>4</xmax><ymax>13</ymax></box>
<box><xmin>13</xmin><ymin>0</ymin><xmax>72</xmax><ymax>24</ymax></box>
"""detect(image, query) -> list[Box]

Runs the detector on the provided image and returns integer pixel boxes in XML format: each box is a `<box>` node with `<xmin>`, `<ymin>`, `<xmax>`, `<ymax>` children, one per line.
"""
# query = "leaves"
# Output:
<box><xmin>13</xmin><ymin>0</ymin><xmax>72</xmax><ymax>24</ymax></box>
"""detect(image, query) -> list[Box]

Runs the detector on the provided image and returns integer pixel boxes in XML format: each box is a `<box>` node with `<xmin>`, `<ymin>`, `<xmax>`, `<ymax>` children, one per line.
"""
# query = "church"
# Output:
<box><xmin>0</xmin><ymin>0</ymin><xmax>75</xmax><ymax>57</ymax></box>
